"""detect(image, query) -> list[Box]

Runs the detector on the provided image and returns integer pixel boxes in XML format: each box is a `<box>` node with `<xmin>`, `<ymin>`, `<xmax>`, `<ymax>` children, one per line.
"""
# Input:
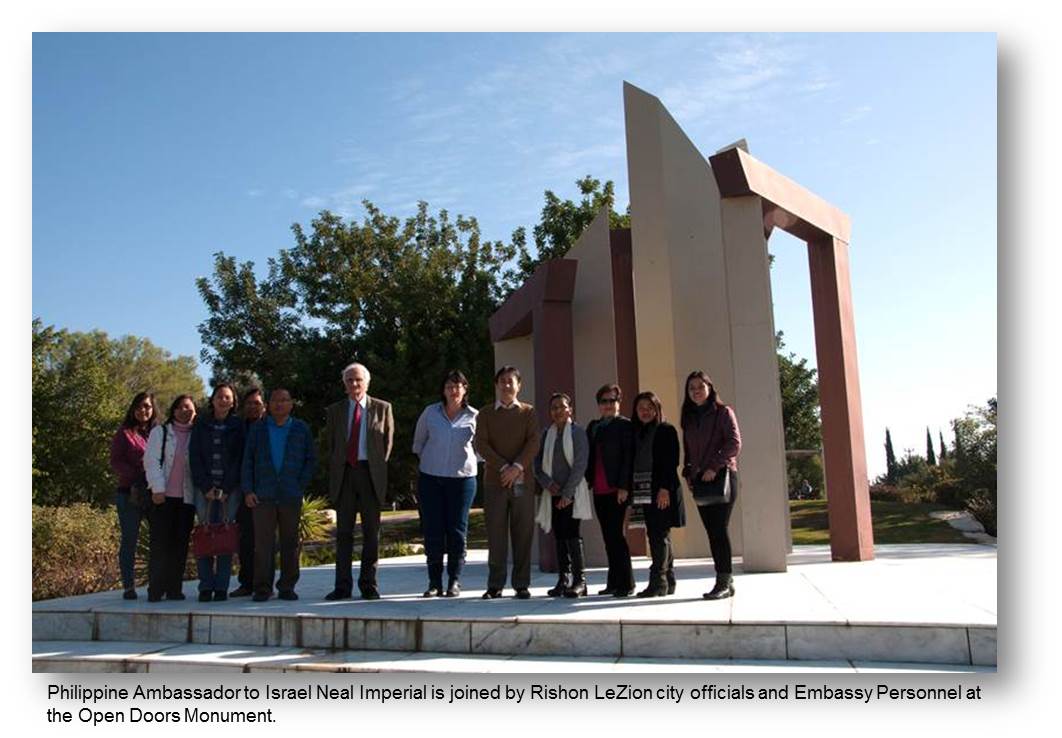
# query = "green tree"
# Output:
<box><xmin>515</xmin><ymin>175</ymin><xmax>630</xmax><ymax>283</ymax></box>
<box><xmin>939</xmin><ymin>430</ymin><xmax>948</xmax><ymax>460</ymax></box>
<box><xmin>884</xmin><ymin>428</ymin><xmax>898</xmax><ymax>484</ymax></box>
<box><xmin>197</xmin><ymin>203</ymin><xmax>519</xmax><ymax>506</ymax></box>
<box><xmin>952</xmin><ymin>397</ymin><xmax>997</xmax><ymax>533</ymax></box>
<box><xmin>32</xmin><ymin>319</ymin><xmax>204</xmax><ymax>507</ymax></box>
<box><xmin>776</xmin><ymin>334</ymin><xmax>823</xmax><ymax>493</ymax></box>
<box><xmin>926</xmin><ymin>427</ymin><xmax>937</xmax><ymax>466</ymax></box>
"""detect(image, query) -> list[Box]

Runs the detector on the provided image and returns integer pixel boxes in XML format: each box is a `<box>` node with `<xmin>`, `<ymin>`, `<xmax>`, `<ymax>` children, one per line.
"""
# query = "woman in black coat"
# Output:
<box><xmin>630</xmin><ymin>391</ymin><xmax>685</xmax><ymax>597</ymax></box>
<box><xmin>584</xmin><ymin>383</ymin><xmax>635</xmax><ymax>597</ymax></box>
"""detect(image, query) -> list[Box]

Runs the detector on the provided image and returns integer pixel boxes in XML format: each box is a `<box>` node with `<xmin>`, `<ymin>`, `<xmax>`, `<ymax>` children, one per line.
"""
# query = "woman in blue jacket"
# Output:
<box><xmin>189</xmin><ymin>383</ymin><xmax>245</xmax><ymax>602</ymax></box>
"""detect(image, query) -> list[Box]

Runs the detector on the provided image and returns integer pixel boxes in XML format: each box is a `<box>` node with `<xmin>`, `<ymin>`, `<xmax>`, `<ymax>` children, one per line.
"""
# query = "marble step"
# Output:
<box><xmin>32</xmin><ymin>640</ymin><xmax>995</xmax><ymax>674</ymax></box>
<box><xmin>33</xmin><ymin>607</ymin><xmax>996</xmax><ymax>666</ymax></box>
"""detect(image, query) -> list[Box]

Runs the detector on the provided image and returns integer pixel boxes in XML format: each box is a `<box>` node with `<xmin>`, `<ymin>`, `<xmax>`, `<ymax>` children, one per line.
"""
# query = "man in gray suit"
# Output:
<box><xmin>323</xmin><ymin>362</ymin><xmax>394</xmax><ymax>600</ymax></box>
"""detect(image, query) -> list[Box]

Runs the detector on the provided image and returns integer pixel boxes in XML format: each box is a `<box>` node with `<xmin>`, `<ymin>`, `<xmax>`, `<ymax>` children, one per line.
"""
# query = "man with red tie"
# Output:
<box><xmin>323</xmin><ymin>362</ymin><xmax>394</xmax><ymax>600</ymax></box>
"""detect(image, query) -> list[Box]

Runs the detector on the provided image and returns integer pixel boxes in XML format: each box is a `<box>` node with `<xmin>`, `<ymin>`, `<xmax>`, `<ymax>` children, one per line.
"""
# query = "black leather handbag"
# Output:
<box><xmin>692</xmin><ymin>467</ymin><xmax>731</xmax><ymax>506</ymax></box>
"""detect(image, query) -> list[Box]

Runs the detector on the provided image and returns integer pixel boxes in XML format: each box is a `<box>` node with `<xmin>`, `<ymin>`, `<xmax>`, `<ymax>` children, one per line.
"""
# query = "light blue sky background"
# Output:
<box><xmin>32</xmin><ymin>33</ymin><xmax>996</xmax><ymax>478</ymax></box>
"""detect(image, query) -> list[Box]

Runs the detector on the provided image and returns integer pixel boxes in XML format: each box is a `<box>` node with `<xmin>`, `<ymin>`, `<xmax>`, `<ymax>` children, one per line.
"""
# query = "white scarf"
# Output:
<box><xmin>536</xmin><ymin>421</ymin><xmax>592</xmax><ymax>531</ymax></box>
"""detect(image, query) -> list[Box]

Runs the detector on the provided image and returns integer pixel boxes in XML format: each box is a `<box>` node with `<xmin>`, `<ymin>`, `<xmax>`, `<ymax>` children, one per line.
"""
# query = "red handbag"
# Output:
<box><xmin>191</xmin><ymin>500</ymin><xmax>240</xmax><ymax>558</ymax></box>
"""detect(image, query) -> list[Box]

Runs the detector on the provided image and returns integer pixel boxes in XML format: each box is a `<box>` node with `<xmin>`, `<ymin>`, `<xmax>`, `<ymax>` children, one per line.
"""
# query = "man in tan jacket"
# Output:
<box><xmin>322</xmin><ymin>362</ymin><xmax>394</xmax><ymax>600</ymax></box>
<box><xmin>473</xmin><ymin>366</ymin><xmax>540</xmax><ymax>599</ymax></box>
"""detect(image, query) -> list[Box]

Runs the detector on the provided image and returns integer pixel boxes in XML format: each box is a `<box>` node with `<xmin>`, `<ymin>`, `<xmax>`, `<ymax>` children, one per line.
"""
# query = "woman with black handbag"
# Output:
<box><xmin>109</xmin><ymin>391</ymin><xmax>158</xmax><ymax>600</ymax></box>
<box><xmin>630</xmin><ymin>391</ymin><xmax>685</xmax><ymax>598</ymax></box>
<box><xmin>189</xmin><ymin>383</ymin><xmax>245</xmax><ymax>602</ymax></box>
<box><xmin>680</xmin><ymin>371</ymin><xmax>742</xmax><ymax>600</ymax></box>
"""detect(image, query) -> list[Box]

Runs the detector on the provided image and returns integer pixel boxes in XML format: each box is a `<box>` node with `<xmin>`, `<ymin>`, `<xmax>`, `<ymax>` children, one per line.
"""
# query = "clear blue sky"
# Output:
<box><xmin>32</xmin><ymin>33</ymin><xmax>996</xmax><ymax>478</ymax></box>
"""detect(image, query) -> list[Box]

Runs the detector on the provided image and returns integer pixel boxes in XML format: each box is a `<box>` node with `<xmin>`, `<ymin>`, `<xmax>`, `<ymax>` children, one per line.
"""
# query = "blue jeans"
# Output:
<box><xmin>195</xmin><ymin>493</ymin><xmax>239</xmax><ymax>594</ymax></box>
<box><xmin>115</xmin><ymin>488</ymin><xmax>146</xmax><ymax>590</ymax></box>
<box><xmin>417</xmin><ymin>473</ymin><xmax>476</xmax><ymax>586</ymax></box>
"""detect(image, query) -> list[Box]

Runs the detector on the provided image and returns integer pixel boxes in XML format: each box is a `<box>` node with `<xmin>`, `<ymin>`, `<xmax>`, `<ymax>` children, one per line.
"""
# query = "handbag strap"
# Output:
<box><xmin>692</xmin><ymin>407</ymin><xmax>721</xmax><ymax>474</ymax></box>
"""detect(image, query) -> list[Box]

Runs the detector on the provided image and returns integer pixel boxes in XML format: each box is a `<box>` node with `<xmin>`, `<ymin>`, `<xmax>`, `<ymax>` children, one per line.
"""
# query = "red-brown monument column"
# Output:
<box><xmin>808</xmin><ymin>235</ymin><xmax>874</xmax><ymax>561</ymax></box>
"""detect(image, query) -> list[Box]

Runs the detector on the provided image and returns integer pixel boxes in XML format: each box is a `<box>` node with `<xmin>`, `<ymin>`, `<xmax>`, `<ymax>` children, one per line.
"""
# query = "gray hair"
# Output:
<box><xmin>341</xmin><ymin>362</ymin><xmax>371</xmax><ymax>382</ymax></box>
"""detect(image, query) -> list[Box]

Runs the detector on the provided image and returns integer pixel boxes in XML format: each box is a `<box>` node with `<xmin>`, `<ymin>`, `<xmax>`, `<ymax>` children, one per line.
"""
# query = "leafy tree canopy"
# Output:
<box><xmin>32</xmin><ymin>319</ymin><xmax>204</xmax><ymax>507</ymax></box>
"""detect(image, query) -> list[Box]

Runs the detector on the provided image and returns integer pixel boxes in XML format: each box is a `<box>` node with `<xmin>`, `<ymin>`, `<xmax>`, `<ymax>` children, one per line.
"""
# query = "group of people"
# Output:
<box><xmin>110</xmin><ymin>362</ymin><xmax>742</xmax><ymax>604</ymax></box>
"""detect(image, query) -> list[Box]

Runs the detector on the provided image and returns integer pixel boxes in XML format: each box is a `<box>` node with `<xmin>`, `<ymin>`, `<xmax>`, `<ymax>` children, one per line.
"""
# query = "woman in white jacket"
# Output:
<box><xmin>143</xmin><ymin>394</ymin><xmax>198</xmax><ymax>602</ymax></box>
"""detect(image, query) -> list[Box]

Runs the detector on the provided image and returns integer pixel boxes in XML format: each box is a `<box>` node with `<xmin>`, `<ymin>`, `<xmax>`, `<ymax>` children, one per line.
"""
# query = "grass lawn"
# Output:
<box><xmin>789</xmin><ymin>499</ymin><xmax>970</xmax><ymax>545</ymax></box>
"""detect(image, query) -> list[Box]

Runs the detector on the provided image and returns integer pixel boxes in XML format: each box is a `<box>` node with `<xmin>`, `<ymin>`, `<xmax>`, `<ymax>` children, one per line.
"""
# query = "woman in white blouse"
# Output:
<box><xmin>412</xmin><ymin>370</ymin><xmax>479</xmax><ymax>598</ymax></box>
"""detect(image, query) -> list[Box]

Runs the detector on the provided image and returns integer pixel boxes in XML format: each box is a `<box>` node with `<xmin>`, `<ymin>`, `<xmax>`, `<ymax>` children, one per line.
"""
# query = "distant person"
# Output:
<box><xmin>189</xmin><ymin>383</ymin><xmax>245</xmax><ymax>602</ymax></box>
<box><xmin>231</xmin><ymin>387</ymin><xmax>267</xmax><ymax>597</ymax></box>
<box><xmin>534</xmin><ymin>393</ymin><xmax>590</xmax><ymax>597</ymax></box>
<box><xmin>323</xmin><ymin>363</ymin><xmax>394</xmax><ymax>601</ymax></box>
<box><xmin>143</xmin><ymin>394</ymin><xmax>198</xmax><ymax>602</ymax></box>
<box><xmin>411</xmin><ymin>370</ymin><xmax>479</xmax><ymax>597</ymax></box>
<box><xmin>109</xmin><ymin>391</ymin><xmax>157</xmax><ymax>600</ymax></box>
<box><xmin>630</xmin><ymin>391</ymin><xmax>685</xmax><ymax>597</ymax></box>
<box><xmin>800</xmin><ymin>478</ymin><xmax>814</xmax><ymax>500</ymax></box>
<box><xmin>681</xmin><ymin>371</ymin><xmax>742</xmax><ymax>600</ymax></box>
<box><xmin>473</xmin><ymin>366</ymin><xmax>540</xmax><ymax>599</ymax></box>
<box><xmin>585</xmin><ymin>383</ymin><xmax>635</xmax><ymax>597</ymax></box>
<box><xmin>241</xmin><ymin>387</ymin><xmax>317</xmax><ymax>602</ymax></box>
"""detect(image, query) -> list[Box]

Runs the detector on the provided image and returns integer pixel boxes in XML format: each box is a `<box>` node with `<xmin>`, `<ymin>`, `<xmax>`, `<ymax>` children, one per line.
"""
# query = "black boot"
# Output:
<box><xmin>547</xmin><ymin>538</ymin><xmax>571</xmax><ymax>597</ymax></box>
<box><xmin>638</xmin><ymin>529</ymin><xmax>669</xmax><ymax>597</ymax></box>
<box><xmin>703</xmin><ymin>573</ymin><xmax>735</xmax><ymax>600</ymax></box>
<box><xmin>564</xmin><ymin>538</ymin><xmax>587</xmax><ymax>598</ymax></box>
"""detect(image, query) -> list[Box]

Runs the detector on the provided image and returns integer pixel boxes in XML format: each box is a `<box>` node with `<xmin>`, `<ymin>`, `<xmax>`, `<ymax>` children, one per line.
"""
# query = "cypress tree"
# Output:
<box><xmin>926</xmin><ymin>427</ymin><xmax>937</xmax><ymax>466</ymax></box>
<box><xmin>939</xmin><ymin>430</ymin><xmax>947</xmax><ymax>460</ymax></box>
<box><xmin>885</xmin><ymin>428</ymin><xmax>898</xmax><ymax>484</ymax></box>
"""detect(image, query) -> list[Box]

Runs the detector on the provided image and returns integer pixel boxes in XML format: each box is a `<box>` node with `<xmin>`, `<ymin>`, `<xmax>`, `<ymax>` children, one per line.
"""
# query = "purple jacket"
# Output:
<box><xmin>681</xmin><ymin>403</ymin><xmax>742</xmax><ymax>475</ymax></box>
<box><xmin>110</xmin><ymin>426</ymin><xmax>150</xmax><ymax>488</ymax></box>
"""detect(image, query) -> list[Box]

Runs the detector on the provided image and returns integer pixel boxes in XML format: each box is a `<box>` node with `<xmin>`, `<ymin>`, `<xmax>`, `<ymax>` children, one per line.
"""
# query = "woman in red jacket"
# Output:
<box><xmin>109</xmin><ymin>391</ymin><xmax>157</xmax><ymax>600</ymax></box>
<box><xmin>680</xmin><ymin>371</ymin><xmax>742</xmax><ymax>600</ymax></box>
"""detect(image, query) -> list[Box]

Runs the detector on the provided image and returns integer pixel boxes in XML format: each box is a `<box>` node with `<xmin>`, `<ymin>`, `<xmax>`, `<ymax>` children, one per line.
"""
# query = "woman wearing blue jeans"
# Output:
<box><xmin>412</xmin><ymin>370</ymin><xmax>479</xmax><ymax>598</ymax></box>
<box><xmin>109</xmin><ymin>391</ymin><xmax>157</xmax><ymax>600</ymax></box>
<box><xmin>189</xmin><ymin>383</ymin><xmax>245</xmax><ymax>602</ymax></box>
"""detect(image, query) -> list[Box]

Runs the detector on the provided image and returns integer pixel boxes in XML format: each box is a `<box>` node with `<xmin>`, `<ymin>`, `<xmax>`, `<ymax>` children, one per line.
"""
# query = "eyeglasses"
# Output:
<box><xmin>597</xmin><ymin>397</ymin><xmax>619</xmax><ymax>405</ymax></box>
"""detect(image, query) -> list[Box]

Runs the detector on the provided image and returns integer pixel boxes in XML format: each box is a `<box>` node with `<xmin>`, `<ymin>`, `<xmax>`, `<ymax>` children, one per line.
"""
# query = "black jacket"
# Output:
<box><xmin>632</xmin><ymin>421</ymin><xmax>686</xmax><ymax>529</ymax></box>
<box><xmin>585</xmin><ymin>416</ymin><xmax>634</xmax><ymax>493</ymax></box>
<box><xmin>189</xmin><ymin>412</ymin><xmax>246</xmax><ymax>495</ymax></box>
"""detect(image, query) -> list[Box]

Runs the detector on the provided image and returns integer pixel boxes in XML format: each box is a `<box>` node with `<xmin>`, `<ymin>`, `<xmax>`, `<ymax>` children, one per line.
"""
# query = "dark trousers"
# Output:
<box><xmin>550</xmin><ymin>498</ymin><xmax>581</xmax><ymax>541</ymax></box>
<box><xmin>644</xmin><ymin>511</ymin><xmax>674</xmax><ymax>589</ymax></box>
<box><xmin>147</xmin><ymin>497</ymin><xmax>195</xmax><ymax>599</ymax></box>
<box><xmin>335</xmin><ymin>463</ymin><xmax>381</xmax><ymax>594</ymax></box>
<box><xmin>235</xmin><ymin>500</ymin><xmax>262</xmax><ymax>589</ymax></box>
<box><xmin>253</xmin><ymin>501</ymin><xmax>301</xmax><ymax>594</ymax></box>
<box><xmin>484</xmin><ymin>483</ymin><xmax>536</xmax><ymax>590</ymax></box>
<box><xmin>115</xmin><ymin>488</ymin><xmax>146</xmax><ymax>590</ymax></box>
<box><xmin>695</xmin><ymin>472</ymin><xmax>737</xmax><ymax>575</ymax></box>
<box><xmin>418</xmin><ymin>473</ymin><xmax>477</xmax><ymax>587</ymax></box>
<box><xmin>594</xmin><ymin>492</ymin><xmax>634</xmax><ymax>591</ymax></box>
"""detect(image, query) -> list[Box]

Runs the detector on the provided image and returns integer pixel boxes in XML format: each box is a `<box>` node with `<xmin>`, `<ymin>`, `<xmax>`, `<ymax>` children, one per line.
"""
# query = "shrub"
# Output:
<box><xmin>32</xmin><ymin>504</ymin><xmax>121</xmax><ymax>601</ymax></box>
<box><xmin>966</xmin><ymin>491</ymin><xmax>997</xmax><ymax>536</ymax></box>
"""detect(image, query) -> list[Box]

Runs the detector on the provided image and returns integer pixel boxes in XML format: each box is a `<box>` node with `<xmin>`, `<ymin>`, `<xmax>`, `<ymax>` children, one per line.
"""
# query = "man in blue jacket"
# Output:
<box><xmin>242</xmin><ymin>387</ymin><xmax>317</xmax><ymax>602</ymax></box>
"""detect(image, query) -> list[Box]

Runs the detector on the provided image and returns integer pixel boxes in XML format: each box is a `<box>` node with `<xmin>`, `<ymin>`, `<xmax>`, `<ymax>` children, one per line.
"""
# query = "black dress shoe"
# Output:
<box><xmin>360</xmin><ymin>588</ymin><xmax>381</xmax><ymax>600</ymax></box>
<box><xmin>278</xmin><ymin>590</ymin><xmax>298</xmax><ymax>601</ymax></box>
<box><xmin>123</xmin><ymin>588</ymin><xmax>137</xmax><ymax>600</ymax></box>
<box><xmin>613</xmin><ymin>588</ymin><xmax>635</xmax><ymax>598</ymax></box>
<box><xmin>198</xmin><ymin>591</ymin><xmax>213</xmax><ymax>603</ymax></box>
<box><xmin>514</xmin><ymin>588</ymin><xmax>531</xmax><ymax>600</ymax></box>
<box><xmin>597</xmin><ymin>587</ymin><xmax>615</xmax><ymax>596</ymax></box>
<box><xmin>703</xmin><ymin>574</ymin><xmax>735</xmax><ymax>600</ymax></box>
<box><xmin>445</xmin><ymin>581</ymin><xmax>461</xmax><ymax>597</ymax></box>
<box><xmin>324</xmin><ymin>590</ymin><xmax>351</xmax><ymax>601</ymax></box>
<box><xmin>147</xmin><ymin>593</ymin><xmax>163</xmax><ymax>603</ymax></box>
<box><xmin>423</xmin><ymin>586</ymin><xmax>441</xmax><ymax>597</ymax></box>
<box><xmin>213</xmin><ymin>591</ymin><xmax>228</xmax><ymax>601</ymax></box>
<box><xmin>167</xmin><ymin>592</ymin><xmax>186</xmax><ymax>601</ymax></box>
<box><xmin>481</xmin><ymin>589</ymin><xmax>503</xmax><ymax>599</ymax></box>
<box><xmin>252</xmin><ymin>591</ymin><xmax>270</xmax><ymax>602</ymax></box>
<box><xmin>635</xmin><ymin>585</ymin><xmax>666</xmax><ymax>598</ymax></box>
<box><xmin>230</xmin><ymin>585</ymin><xmax>253</xmax><ymax>597</ymax></box>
